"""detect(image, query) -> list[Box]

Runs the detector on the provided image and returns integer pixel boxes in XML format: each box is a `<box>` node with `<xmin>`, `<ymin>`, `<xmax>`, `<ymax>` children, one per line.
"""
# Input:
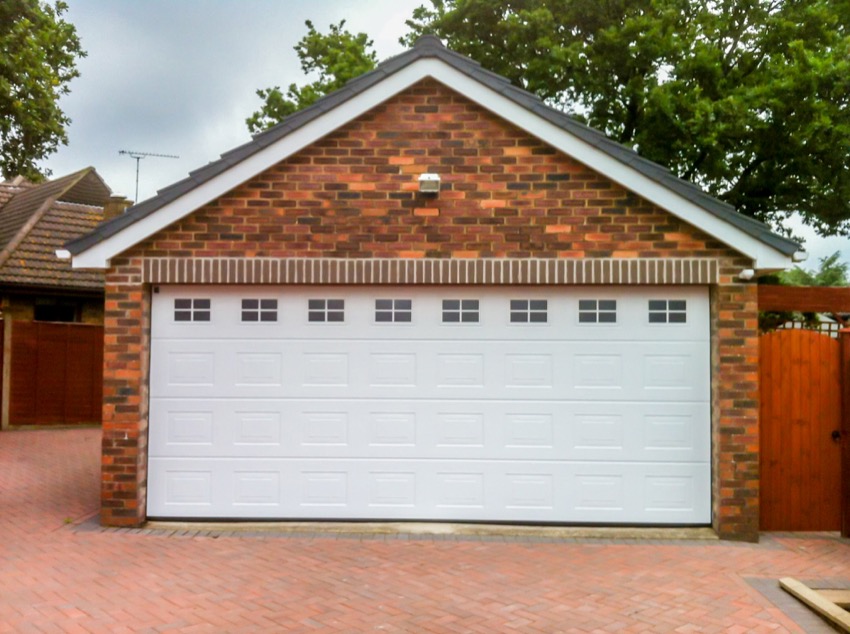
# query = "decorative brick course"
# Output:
<box><xmin>100</xmin><ymin>79</ymin><xmax>760</xmax><ymax>540</ymax></box>
<box><xmin>139</xmin><ymin>257</ymin><xmax>720</xmax><ymax>285</ymax></box>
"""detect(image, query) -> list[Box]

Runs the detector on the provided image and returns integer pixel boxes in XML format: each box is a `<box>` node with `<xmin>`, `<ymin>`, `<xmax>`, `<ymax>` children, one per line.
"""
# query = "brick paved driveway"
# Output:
<box><xmin>2</xmin><ymin>428</ymin><xmax>849</xmax><ymax>633</ymax></box>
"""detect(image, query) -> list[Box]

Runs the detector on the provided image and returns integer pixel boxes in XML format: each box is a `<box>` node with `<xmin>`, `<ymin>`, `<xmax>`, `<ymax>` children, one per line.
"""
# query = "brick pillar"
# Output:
<box><xmin>101</xmin><ymin>259</ymin><xmax>149</xmax><ymax>526</ymax></box>
<box><xmin>712</xmin><ymin>276</ymin><xmax>760</xmax><ymax>541</ymax></box>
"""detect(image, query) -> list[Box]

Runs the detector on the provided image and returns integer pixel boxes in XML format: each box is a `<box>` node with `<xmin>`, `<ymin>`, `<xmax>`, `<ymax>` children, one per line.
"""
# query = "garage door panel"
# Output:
<box><xmin>151</xmin><ymin>339</ymin><xmax>708</xmax><ymax>401</ymax></box>
<box><xmin>152</xmin><ymin>286</ymin><xmax>708</xmax><ymax>343</ymax></box>
<box><xmin>149</xmin><ymin>399</ymin><xmax>708</xmax><ymax>462</ymax></box>
<box><xmin>149</xmin><ymin>285</ymin><xmax>711</xmax><ymax>524</ymax></box>
<box><xmin>147</xmin><ymin>457</ymin><xmax>709</xmax><ymax>523</ymax></box>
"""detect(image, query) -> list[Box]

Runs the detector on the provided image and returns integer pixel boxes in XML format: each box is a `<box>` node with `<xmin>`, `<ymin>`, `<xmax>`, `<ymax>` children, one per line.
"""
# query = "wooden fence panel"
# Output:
<box><xmin>760</xmin><ymin>329</ymin><xmax>842</xmax><ymax>530</ymax></box>
<box><xmin>9</xmin><ymin>321</ymin><xmax>103</xmax><ymax>426</ymax></box>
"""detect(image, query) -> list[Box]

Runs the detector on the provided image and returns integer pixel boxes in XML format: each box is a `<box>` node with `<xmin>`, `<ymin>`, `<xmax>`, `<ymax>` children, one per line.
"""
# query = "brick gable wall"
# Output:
<box><xmin>101</xmin><ymin>79</ymin><xmax>759</xmax><ymax>540</ymax></box>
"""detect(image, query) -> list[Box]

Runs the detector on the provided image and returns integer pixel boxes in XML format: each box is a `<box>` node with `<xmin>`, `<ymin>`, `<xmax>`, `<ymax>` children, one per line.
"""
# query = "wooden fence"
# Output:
<box><xmin>759</xmin><ymin>328</ymin><xmax>842</xmax><ymax>530</ymax></box>
<box><xmin>6</xmin><ymin>321</ymin><xmax>103</xmax><ymax>426</ymax></box>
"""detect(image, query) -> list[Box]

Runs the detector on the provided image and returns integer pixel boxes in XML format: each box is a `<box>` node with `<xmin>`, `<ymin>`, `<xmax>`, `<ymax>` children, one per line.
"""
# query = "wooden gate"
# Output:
<box><xmin>8</xmin><ymin>321</ymin><xmax>103</xmax><ymax>426</ymax></box>
<box><xmin>759</xmin><ymin>329</ymin><xmax>842</xmax><ymax>530</ymax></box>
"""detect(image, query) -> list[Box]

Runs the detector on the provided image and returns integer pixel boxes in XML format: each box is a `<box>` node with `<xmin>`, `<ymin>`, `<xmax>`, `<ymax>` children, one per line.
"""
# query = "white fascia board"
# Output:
<box><xmin>72</xmin><ymin>57</ymin><xmax>792</xmax><ymax>270</ymax></box>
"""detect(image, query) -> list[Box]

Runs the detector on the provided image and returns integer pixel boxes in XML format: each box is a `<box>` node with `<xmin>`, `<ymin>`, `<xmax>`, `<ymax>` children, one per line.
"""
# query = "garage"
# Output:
<box><xmin>147</xmin><ymin>284</ymin><xmax>710</xmax><ymax>524</ymax></box>
<box><xmin>68</xmin><ymin>36</ymin><xmax>801</xmax><ymax>539</ymax></box>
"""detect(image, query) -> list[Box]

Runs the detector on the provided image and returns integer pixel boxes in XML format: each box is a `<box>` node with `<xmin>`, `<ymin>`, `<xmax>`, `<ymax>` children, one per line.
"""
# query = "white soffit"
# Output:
<box><xmin>72</xmin><ymin>57</ymin><xmax>792</xmax><ymax>270</ymax></box>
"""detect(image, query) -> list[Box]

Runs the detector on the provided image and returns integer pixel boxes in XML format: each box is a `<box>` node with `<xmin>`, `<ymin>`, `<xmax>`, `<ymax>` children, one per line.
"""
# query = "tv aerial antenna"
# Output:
<box><xmin>118</xmin><ymin>150</ymin><xmax>179</xmax><ymax>202</ymax></box>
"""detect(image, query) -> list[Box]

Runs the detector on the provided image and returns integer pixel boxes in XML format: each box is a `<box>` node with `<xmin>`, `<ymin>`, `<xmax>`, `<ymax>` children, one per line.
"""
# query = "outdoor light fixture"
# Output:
<box><xmin>738</xmin><ymin>269</ymin><xmax>755</xmax><ymax>281</ymax></box>
<box><xmin>418</xmin><ymin>173</ymin><xmax>441</xmax><ymax>193</ymax></box>
<box><xmin>792</xmin><ymin>250</ymin><xmax>808</xmax><ymax>262</ymax></box>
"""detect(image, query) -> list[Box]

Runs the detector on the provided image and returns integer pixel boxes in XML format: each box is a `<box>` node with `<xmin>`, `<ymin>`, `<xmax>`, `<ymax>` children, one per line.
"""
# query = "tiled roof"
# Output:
<box><xmin>67</xmin><ymin>35</ymin><xmax>800</xmax><ymax>259</ymax></box>
<box><xmin>0</xmin><ymin>169</ymin><xmax>111</xmax><ymax>291</ymax></box>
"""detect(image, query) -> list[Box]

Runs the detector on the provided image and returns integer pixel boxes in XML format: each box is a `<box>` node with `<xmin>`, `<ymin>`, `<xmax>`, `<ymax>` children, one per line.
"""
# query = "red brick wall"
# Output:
<box><xmin>712</xmin><ymin>279</ymin><xmax>760</xmax><ymax>541</ymax></box>
<box><xmin>101</xmin><ymin>266</ymin><xmax>148</xmax><ymax>525</ymax></box>
<box><xmin>101</xmin><ymin>79</ymin><xmax>760</xmax><ymax>540</ymax></box>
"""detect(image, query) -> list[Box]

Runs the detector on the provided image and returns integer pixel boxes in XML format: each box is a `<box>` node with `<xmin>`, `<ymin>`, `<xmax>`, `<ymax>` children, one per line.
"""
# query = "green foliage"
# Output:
<box><xmin>780</xmin><ymin>251</ymin><xmax>850</xmax><ymax>287</ymax></box>
<box><xmin>0</xmin><ymin>0</ymin><xmax>85</xmax><ymax>180</ymax></box>
<box><xmin>404</xmin><ymin>0</ymin><xmax>850</xmax><ymax>236</ymax></box>
<box><xmin>246</xmin><ymin>21</ymin><xmax>377</xmax><ymax>134</ymax></box>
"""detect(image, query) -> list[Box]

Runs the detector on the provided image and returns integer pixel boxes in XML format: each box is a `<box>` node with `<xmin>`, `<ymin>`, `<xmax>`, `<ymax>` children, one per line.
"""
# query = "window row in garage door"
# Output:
<box><xmin>148</xmin><ymin>285</ymin><xmax>710</xmax><ymax>524</ymax></box>
<box><xmin>170</xmin><ymin>295</ymin><xmax>688</xmax><ymax>325</ymax></box>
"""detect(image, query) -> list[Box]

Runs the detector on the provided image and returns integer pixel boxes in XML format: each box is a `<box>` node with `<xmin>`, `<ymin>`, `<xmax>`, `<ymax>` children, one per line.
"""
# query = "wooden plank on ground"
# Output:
<box><xmin>779</xmin><ymin>578</ymin><xmax>850</xmax><ymax>632</ymax></box>
<box><xmin>817</xmin><ymin>590</ymin><xmax>850</xmax><ymax>609</ymax></box>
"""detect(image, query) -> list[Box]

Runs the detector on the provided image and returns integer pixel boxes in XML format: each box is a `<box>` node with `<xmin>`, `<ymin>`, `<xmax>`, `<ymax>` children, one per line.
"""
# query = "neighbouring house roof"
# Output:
<box><xmin>0</xmin><ymin>168</ymin><xmax>111</xmax><ymax>291</ymax></box>
<box><xmin>66</xmin><ymin>36</ymin><xmax>801</xmax><ymax>270</ymax></box>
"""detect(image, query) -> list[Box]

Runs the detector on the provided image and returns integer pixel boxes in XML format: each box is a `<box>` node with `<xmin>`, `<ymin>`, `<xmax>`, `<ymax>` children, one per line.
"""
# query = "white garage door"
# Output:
<box><xmin>148</xmin><ymin>285</ymin><xmax>710</xmax><ymax>524</ymax></box>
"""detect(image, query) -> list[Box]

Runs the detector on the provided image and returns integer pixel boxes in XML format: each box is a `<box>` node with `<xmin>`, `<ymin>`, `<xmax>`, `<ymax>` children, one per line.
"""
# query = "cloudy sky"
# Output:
<box><xmin>42</xmin><ymin>0</ymin><xmax>847</xmax><ymax>268</ymax></box>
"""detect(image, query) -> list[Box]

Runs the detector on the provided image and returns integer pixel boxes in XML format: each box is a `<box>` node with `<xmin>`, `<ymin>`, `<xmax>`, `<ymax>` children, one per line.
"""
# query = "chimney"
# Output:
<box><xmin>102</xmin><ymin>195</ymin><xmax>132</xmax><ymax>221</ymax></box>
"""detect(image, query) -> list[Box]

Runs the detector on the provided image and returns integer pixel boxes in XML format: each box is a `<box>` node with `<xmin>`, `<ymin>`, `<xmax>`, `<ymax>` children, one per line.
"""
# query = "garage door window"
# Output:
<box><xmin>648</xmin><ymin>299</ymin><xmax>687</xmax><ymax>323</ymax></box>
<box><xmin>241</xmin><ymin>299</ymin><xmax>278</xmax><ymax>322</ymax></box>
<box><xmin>174</xmin><ymin>298</ymin><xmax>211</xmax><ymax>322</ymax></box>
<box><xmin>578</xmin><ymin>299</ymin><xmax>617</xmax><ymax>323</ymax></box>
<box><xmin>308</xmin><ymin>299</ymin><xmax>345</xmax><ymax>322</ymax></box>
<box><xmin>375</xmin><ymin>299</ymin><xmax>412</xmax><ymax>323</ymax></box>
<box><xmin>510</xmin><ymin>299</ymin><xmax>547</xmax><ymax>323</ymax></box>
<box><xmin>442</xmin><ymin>299</ymin><xmax>480</xmax><ymax>323</ymax></box>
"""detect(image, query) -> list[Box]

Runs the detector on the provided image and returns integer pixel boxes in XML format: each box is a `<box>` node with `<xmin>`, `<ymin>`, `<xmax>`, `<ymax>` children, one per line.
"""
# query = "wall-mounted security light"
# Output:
<box><xmin>738</xmin><ymin>269</ymin><xmax>755</xmax><ymax>281</ymax></box>
<box><xmin>792</xmin><ymin>250</ymin><xmax>808</xmax><ymax>263</ymax></box>
<box><xmin>418</xmin><ymin>173</ymin><xmax>441</xmax><ymax>194</ymax></box>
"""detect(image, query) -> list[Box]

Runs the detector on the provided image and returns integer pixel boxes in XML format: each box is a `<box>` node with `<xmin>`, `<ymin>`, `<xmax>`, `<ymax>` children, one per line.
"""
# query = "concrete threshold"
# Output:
<box><xmin>144</xmin><ymin>520</ymin><xmax>718</xmax><ymax>541</ymax></box>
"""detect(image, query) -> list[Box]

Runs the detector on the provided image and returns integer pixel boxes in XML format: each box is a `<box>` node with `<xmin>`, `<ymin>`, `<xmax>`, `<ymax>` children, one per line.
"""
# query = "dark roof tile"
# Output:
<box><xmin>0</xmin><ymin>171</ymin><xmax>109</xmax><ymax>291</ymax></box>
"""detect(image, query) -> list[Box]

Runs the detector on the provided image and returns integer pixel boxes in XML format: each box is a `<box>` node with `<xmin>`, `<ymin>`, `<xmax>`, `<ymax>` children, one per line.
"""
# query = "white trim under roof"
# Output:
<box><xmin>70</xmin><ymin>57</ymin><xmax>794</xmax><ymax>270</ymax></box>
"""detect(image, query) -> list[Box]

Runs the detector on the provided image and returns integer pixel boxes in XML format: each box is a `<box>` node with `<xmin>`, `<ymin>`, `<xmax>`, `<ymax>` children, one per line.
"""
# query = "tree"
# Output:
<box><xmin>781</xmin><ymin>251</ymin><xmax>850</xmax><ymax>287</ymax></box>
<box><xmin>0</xmin><ymin>0</ymin><xmax>85</xmax><ymax>181</ymax></box>
<box><xmin>246</xmin><ymin>21</ymin><xmax>377</xmax><ymax>135</ymax></box>
<box><xmin>403</xmin><ymin>0</ymin><xmax>850</xmax><ymax>236</ymax></box>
